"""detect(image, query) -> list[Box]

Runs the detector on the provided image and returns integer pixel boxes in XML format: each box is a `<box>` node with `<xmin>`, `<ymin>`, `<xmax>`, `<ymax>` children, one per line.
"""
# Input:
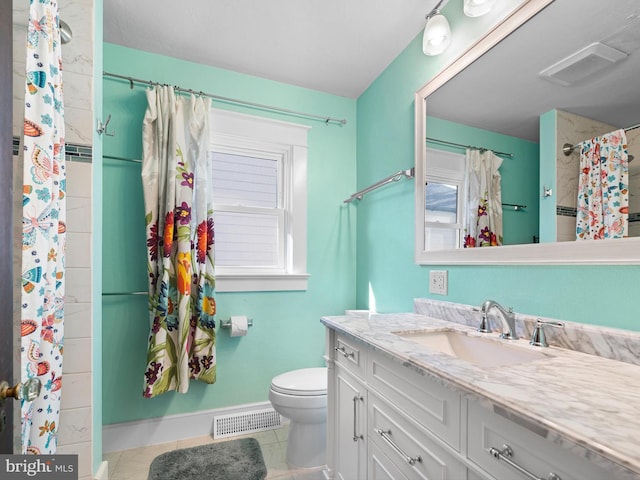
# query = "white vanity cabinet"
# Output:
<box><xmin>368</xmin><ymin>389</ymin><xmax>467</xmax><ymax>479</ymax></box>
<box><xmin>334</xmin><ymin>368</ymin><xmax>367</xmax><ymax>479</ymax></box>
<box><xmin>367</xmin><ymin>344</ymin><xmax>461</xmax><ymax>451</ymax></box>
<box><xmin>466</xmin><ymin>401</ymin><xmax>612</xmax><ymax>480</ymax></box>
<box><xmin>328</xmin><ymin>330</ymin><xmax>467</xmax><ymax>480</ymax></box>
<box><xmin>325</xmin><ymin>326</ymin><xmax>627</xmax><ymax>480</ymax></box>
<box><xmin>332</xmin><ymin>333</ymin><xmax>368</xmax><ymax>479</ymax></box>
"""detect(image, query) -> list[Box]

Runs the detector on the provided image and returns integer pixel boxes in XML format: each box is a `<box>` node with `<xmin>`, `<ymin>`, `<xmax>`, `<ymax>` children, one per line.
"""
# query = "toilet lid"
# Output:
<box><xmin>271</xmin><ymin>367</ymin><xmax>327</xmax><ymax>396</ymax></box>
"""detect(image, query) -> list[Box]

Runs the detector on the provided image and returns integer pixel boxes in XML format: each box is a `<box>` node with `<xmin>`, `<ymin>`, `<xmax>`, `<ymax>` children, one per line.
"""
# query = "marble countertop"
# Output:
<box><xmin>321</xmin><ymin>312</ymin><xmax>640</xmax><ymax>479</ymax></box>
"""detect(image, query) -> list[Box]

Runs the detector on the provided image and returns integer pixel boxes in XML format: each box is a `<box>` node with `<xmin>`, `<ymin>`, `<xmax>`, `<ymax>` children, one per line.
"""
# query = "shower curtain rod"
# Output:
<box><xmin>426</xmin><ymin>137</ymin><xmax>513</xmax><ymax>158</ymax></box>
<box><xmin>562</xmin><ymin>121</ymin><xmax>640</xmax><ymax>156</ymax></box>
<box><xmin>502</xmin><ymin>202</ymin><xmax>527</xmax><ymax>211</ymax></box>
<box><xmin>103</xmin><ymin>71</ymin><xmax>347</xmax><ymax>126</ymax></box>
<box><xmin>102</xmin><ymin>291</ymin><xmax>146</xmax><ymax>296</ymax></box>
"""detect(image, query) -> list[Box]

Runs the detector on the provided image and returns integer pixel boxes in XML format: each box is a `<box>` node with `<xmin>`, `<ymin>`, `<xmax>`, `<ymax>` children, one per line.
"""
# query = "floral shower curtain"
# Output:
<box><xmin>463</xmin><ymin>148</ymin><xmax>503</xmax><ymax>248</ymax></box>
<box><xmin>20</xmin><ymin>0</ymin><xmax>66</xmax><ymax>454</ymax></box>
<box><xmin>141</xmin><ymin>86</ymin><xmax>216</xmax><ymax>398</ymax></box>
<box><xmin>576</xmin><ymin>129</ymin><xmax>629</xmax><ymax>240</ymax></box>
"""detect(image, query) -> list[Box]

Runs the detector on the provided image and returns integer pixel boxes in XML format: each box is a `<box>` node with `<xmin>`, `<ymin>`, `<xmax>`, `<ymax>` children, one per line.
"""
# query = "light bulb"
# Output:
<box><xmin>422</xmin><ymin>13</ymin><xmax>451</xmax><ymax>56</ymax></box>
<box><xmin>464</xmin><ymin>0</ymin><xmax>497</xmax><ymax>17</ymax></box>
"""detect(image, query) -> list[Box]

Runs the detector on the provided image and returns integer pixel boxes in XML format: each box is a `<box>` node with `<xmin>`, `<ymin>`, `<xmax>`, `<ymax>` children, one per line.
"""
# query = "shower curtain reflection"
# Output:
<box><xmin>464</xmin><ymin>148</ymin><xmax>503</xmax><ymax>247</ymax></box>
<box><xmin>576</xmin><ymin>129</ymin><xmax>629</xmax><ymax>240</ymax></box>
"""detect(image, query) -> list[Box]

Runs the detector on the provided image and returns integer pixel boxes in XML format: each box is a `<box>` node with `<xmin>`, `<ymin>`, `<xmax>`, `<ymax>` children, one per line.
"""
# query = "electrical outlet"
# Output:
<box><xmin>429</xmin><ymin>270</ymin><xmax>448</xmax><ymax>295</ymax></box>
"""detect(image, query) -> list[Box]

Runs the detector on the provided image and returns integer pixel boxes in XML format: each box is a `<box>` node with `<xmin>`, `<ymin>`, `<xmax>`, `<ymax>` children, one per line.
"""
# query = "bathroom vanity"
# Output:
<box><xmin>322</xmin><ymin>301</ymin><xmax>640</xmax><ymax>480</ymax></box>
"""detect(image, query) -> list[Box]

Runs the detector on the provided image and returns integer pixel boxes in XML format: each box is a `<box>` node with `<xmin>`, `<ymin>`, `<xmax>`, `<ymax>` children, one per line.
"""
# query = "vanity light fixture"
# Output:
<box><xmin>463</xmin><ymin>0</ymin><xmax>497</xmax><ymax>17</ymax></box>
<box><xmin>423</xmin><ymin>0</ymin><xmax>451</xmax><ymax>56</ymax></box>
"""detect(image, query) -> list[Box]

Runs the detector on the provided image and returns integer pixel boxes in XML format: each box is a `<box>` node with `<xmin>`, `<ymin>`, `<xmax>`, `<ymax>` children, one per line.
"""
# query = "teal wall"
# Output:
<box><xmin>426</xmin><ymin>116</ymin><xmax>540</xmax><ymax>245</ymax></box>
<box><xmin>539</xmin><ymin>109</ymin><xmax>557</xmax><ymax>242</ymax></box>
<box><xmin>102</xmin><ymin>44</ymin><xmax>357</xmax><ymax>424</ymax></box>
<box><xmin>355</xmin><ymin>4</ymin><xmax>640</xmax><ymax>330</ymax></box>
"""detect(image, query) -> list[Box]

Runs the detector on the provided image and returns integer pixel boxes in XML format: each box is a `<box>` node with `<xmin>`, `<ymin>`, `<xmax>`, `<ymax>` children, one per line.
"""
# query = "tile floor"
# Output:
<box><xmin>103</xmin><ymin>424</ymin><xmax>326</xmax><ymax>480</ymax></box>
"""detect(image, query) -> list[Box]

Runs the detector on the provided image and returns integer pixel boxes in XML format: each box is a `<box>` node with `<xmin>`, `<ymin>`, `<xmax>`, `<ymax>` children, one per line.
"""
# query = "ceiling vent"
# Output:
<box><xmin>539</xmin><ymin>42</ymin><xmax>628</xmax><ymax>86</ymax></box>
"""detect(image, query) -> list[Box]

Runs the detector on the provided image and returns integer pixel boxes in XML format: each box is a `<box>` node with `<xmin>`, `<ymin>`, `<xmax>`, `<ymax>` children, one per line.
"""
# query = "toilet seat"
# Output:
<box><xmin>270</xmin><ymin>367</ymin><xmax>327</xmax><ymax>396</ymax></box>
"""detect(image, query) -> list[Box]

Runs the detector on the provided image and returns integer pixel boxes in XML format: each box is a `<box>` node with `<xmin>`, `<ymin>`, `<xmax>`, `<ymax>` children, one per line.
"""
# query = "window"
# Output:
<box><xmin>210</xmin><ymin>109</ymin><xmax>310</xmax><ymax>292</ymax></box>
<box><xmin>424</xmin><ymin>148</ymin><xmax>465</xmax><ymax>251</ymax></box>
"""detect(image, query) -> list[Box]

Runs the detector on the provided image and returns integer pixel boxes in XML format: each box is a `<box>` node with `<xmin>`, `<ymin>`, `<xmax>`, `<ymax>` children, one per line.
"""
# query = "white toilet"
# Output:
<box><xmin>269</xmin><ymin>367</ymin><xmax>327</xmax><ymax>468</ymax></box>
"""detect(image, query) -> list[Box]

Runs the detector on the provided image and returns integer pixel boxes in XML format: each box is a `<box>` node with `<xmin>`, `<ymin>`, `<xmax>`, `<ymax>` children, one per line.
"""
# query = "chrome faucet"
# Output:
<box><xmin>530</xmin><ymin>319</ymin><xmax>564</xmax><ymax>347</ymax></box>
<box><xmin>479</xmin><ymin>300</ymin><xmax>518</xmax><ymax>340</ymax></box>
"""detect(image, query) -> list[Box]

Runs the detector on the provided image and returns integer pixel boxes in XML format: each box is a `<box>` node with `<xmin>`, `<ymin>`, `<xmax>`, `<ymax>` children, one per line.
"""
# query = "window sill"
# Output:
<box><xmin>216</xmin><ymin>273</ymin><xmax>310</xmax><ymax>292</ymax></box>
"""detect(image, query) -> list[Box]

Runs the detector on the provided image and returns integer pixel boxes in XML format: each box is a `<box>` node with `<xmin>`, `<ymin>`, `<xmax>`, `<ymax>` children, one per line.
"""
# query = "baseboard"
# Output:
<box><xmin>102</xmin><ymin>401</ymin><xmax>274</xmax><ymax>453</ymax></box>
<box><xmin>94</xmin><ymin>461</ymin><xmax>109</xmax><ymax>480</ymax></box>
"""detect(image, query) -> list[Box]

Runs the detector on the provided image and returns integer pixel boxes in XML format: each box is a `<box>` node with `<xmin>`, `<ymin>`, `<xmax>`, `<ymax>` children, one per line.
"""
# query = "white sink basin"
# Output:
<box><xmin>392</xmin><ymin>329</ymin><xmax>550</xmax><ymax>368</ymax></box>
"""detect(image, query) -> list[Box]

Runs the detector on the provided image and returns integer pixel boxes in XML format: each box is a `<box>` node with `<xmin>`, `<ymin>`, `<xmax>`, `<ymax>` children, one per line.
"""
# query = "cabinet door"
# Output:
<box><xmin>335</xmin><ymin>367</ymin><xmax>367</xmax><ymax>480</ymax></box>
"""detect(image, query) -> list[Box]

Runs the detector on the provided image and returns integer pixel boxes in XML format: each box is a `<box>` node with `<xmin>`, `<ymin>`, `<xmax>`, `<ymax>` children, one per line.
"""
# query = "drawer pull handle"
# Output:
<box><xmin>352</xmin><ymin>395</ymin><xmax>364</xmax><ymax>442</ymax></box>
<box><xmin>375</xmin><ymin>428</ymin><xmax>422</xmax><ymax>466</ymax></box>
<box><xmin>489</xmin><ymin>444</ymin><xmax>561</xmax><ymax>480</ymax></box>
<box><xmin>335</xmin><ymin>346</ymin><xmax>355</xmax><ymax>358</ymax></box>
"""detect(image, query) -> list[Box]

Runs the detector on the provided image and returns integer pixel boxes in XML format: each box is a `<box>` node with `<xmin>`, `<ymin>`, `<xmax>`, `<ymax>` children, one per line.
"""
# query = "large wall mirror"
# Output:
<box><xmin>415</xmin><ymin>0</ymin><xmax>640</xmax><ymax>264</ymax></box>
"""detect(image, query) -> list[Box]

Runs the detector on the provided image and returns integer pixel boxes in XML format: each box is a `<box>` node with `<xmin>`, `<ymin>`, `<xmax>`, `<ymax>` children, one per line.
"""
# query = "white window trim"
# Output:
<box><xmin>424</xmin><ymin>149</ymin><xmax>467</xmax><ymax>249</ymax></box>
<box><xmin>210</xmin><ymin>108</ymin><xmax>310</xmax><ymax>292</ymax></box>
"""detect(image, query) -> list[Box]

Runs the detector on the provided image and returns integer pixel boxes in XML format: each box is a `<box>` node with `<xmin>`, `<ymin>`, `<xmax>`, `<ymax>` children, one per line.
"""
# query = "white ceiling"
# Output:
<box><xmin>103</xmin><ymin>0</ymin><xmax>438</xmax><ymax>99</ymax></box>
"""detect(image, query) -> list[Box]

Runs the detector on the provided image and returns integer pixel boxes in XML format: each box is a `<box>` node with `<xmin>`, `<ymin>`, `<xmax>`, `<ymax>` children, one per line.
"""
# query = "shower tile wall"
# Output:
<box><xmin>555</xmin><ymin>110</ymin><xmax>640</xmax><ymax>242</ymax></box>
<box><xmin>12</xmin><ymin>1</ymin><xmax>95</xmax><ymax>479</ymax></box>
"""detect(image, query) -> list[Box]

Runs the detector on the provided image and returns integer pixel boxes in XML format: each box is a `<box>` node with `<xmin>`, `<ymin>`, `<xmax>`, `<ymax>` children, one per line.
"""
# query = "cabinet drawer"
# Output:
<box><xmin>467</xmin><ymin>401</ymin><xmax>611</xmax><ymax>480</ymax></box>
<box><xmin>368</xmin><ymin>350</ymin><xmax>461</xmax><ymax>450</ymax></box>
<box><xmin>369</xmin><ymin>440</ymin><xmax>413</xmax><ymax>480</ymax></box>
<box><xmin>369</xmin><ymin>391</ymin><xmax>467</xmax><ymax>480</ymax></box>
<box><xmin>335</xmin><ymin>333</ymin><xmax>367</xmax><ymax>378</ymax></box>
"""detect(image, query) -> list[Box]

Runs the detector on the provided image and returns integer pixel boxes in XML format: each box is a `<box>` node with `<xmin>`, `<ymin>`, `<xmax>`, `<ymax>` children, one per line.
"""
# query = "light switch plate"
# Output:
<box><xmin>429</xmin><ymin>270</ymin><xmax>448</xmax><ymax>295</ymax></box>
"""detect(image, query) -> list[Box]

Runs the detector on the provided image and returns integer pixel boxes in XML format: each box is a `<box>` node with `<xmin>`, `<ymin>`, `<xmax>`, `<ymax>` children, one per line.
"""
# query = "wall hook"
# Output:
<box><xmin>97</xmin><ymin>114</ymin><xmax>115</xmax><ymax>137</ymax></box>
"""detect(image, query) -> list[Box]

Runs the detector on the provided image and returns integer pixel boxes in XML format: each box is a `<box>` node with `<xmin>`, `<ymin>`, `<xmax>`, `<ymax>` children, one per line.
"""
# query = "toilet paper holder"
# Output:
<box><xmin>219</xmin><ymin>318</ymin><xmax>254</xmax><ymax>329</ymax></box>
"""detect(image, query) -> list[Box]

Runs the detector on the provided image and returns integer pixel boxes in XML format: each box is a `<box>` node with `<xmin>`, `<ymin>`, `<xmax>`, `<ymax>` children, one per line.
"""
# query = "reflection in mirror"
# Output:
<box><xmin>427</xmin><ymin>0</ymin><xmax>640</xmax><ymax>247</ymax></box>
<box><xmin>424</xmin><ymin>122</ymin><xmax>540</xmax><ymax>249</ymax></box>
<box><xmin>414</xmin><ymin>0</ymin><xmax>640</xmax><ymax>264</ymax></box>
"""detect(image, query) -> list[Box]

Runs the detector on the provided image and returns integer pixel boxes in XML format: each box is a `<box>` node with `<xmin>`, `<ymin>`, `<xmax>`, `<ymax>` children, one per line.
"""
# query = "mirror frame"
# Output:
<box><xmin>414</xmin><ymin>0</ymin><xmax>640</xmax><ymax>265</ymax></box>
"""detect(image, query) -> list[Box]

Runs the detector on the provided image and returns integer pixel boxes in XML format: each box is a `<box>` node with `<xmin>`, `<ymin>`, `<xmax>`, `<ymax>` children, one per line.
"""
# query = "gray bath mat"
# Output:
<box><xmin>147</xmin><ymin>437</ymin><xmax>267</xmax><ymax>480</ymax></box>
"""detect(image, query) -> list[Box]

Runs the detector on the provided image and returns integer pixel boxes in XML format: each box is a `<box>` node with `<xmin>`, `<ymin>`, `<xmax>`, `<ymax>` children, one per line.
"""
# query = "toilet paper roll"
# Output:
<box><xmin>230</xmin><ymin>315</ymin><xmax>248</xmax><ymax>337</ymax></box>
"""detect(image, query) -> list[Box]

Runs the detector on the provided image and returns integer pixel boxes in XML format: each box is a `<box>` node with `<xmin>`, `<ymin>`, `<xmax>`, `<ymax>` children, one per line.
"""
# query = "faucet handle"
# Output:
<box><xmin>530</xmin><ymin>319</ymin><xmax>564</xmax><ymax>347</ymax></box>
<box><xmin>477</xmin><ymin>313</ymin><xmax>490</xmax><ymax>333</ymax></box>
<box><xmin>472</xmin><ymin>307</ymin><xmax>491</xmax><ymax>333</ymax></box>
